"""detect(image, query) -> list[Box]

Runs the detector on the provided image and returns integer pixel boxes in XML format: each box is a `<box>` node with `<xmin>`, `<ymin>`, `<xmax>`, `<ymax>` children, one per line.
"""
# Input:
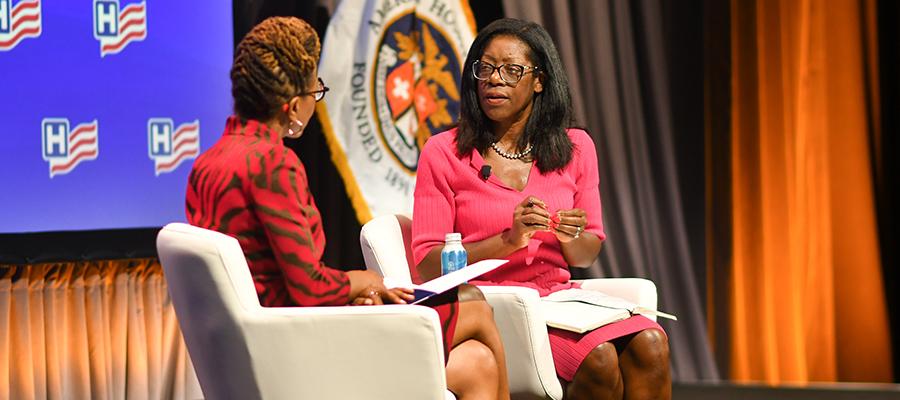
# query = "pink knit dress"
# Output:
<box><xmin>412</xmin><ymin>128</ymin><xmax>663</xmax><ymax>381</ymax></box>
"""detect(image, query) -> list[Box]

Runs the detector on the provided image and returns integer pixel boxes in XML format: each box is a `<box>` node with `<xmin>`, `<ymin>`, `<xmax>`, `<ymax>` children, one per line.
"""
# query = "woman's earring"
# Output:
<box><xmin>287</xmin><ymin>120</ymin><xmax>304</xmax><ymax>138</ymax></box>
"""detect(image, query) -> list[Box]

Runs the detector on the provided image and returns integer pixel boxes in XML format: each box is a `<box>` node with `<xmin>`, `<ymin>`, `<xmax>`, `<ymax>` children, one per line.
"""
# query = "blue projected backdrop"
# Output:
<box><xmin>0</xmin><ymin>0</ymin><xmax>232</xmax><ymax>233</ymax></box>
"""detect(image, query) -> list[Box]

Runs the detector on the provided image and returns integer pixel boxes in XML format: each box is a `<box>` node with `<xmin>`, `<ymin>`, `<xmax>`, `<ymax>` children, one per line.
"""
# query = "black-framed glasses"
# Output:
<box><xmin>472</xmin><ymin>60</ymin><xmax>539</xmax><ymax>84</ymax></box>
<box><xmin>298</xmin><ymin>77</ymin><xmax>330</xmax><ymax>102</ymax></box>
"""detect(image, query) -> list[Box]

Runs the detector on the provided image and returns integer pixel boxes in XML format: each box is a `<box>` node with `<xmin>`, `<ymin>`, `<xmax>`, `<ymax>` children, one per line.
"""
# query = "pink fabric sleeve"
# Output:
<box><xmin>571</xmin><ymin>130</ymin><xmax>607</xmax><ymax>240</ymax></box>
<box><xmin>412</xmin><ymin>136</ymin><xmax>457</xmax><ymax>265</ymax></box>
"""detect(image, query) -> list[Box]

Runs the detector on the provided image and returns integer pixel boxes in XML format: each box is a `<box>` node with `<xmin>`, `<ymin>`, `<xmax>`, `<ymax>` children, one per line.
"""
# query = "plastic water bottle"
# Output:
<box><xmin>441</xmin><ymin>233</ymin><xmax>467</xmax><ymax>275</ymax></box>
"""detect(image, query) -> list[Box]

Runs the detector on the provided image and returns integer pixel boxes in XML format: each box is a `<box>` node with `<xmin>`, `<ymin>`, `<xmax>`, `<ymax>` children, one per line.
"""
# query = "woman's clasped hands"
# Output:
<box><xmin>502</xmin><ymin>196</ymin><xmax>588</xmax><ymax>249</ymax></box>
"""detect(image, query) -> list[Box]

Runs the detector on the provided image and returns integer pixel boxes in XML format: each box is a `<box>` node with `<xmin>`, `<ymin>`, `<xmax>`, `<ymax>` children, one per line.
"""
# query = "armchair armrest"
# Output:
<box><xmin>475</xmin><ymin>279</ymin><xmax>658</xmax><ymax>400</ymax></box>
<box><xmin>477</xmin><ymin>285</ymin><xmax>564</xmax><ymax>400</ymax></box>
<box><xmin>241</xmin><ymin>305</ymin><xmax>448</xmax><ymax>400</ymax></box>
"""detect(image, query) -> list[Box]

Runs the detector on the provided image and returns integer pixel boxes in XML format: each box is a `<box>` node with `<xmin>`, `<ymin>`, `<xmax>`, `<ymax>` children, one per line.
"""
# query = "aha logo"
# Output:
<box><xmin>372</xmin><ymin>12</ymin><xmax>463</xmax><ymax>173</ymax></box>
<box><xmin>147</xmin><ymin>118</ymin><xmax>199</xmax><ymax>175</ymax></box>
<box><xmin>93</xmin><ymin>0</ymin><xmax>146</xmax><ymax>57</ymax></box>
<box><xmin>0</xmin><ymin>0</ymin><xmax>41</xmax><ymax>51</ymax></box>
<box><xmin>41</xmin><ymin>118</ymin><xmax>99</xmax><ymax>178</ymax></box>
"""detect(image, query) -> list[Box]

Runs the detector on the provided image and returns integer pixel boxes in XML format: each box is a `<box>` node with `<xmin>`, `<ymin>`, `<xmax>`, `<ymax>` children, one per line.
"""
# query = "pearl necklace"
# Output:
<box><xmin>491</xmin><ymin>141</ymin><xmax>533</xmax><ymax>160</ymax></box>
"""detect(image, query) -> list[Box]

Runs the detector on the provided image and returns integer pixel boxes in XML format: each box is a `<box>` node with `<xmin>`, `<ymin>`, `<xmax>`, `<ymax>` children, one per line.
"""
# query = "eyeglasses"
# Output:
<box><xmin>472</xmin><ymin>60</ymin><xmax>539</xmax><ymax>84</ymax></box>
<box><xmin>298</xmin><ymin>77</ymin><xmax>330</xmax><ymax>102</ymax></box>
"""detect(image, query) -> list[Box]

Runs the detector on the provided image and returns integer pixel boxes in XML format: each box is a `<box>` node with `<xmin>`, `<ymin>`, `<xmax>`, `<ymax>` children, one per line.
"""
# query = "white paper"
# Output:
<box><xmin>385</xmin><ymin>259</ymin><xmax>508</xmax><ymax>304</ymax></box>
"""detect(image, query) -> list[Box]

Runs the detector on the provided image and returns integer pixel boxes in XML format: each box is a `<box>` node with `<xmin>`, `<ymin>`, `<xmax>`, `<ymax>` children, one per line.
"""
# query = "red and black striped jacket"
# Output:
<box><xmin>185</xmin><ymin>116</ymin><xmax>350</xmax><ymax>307</ymax></box>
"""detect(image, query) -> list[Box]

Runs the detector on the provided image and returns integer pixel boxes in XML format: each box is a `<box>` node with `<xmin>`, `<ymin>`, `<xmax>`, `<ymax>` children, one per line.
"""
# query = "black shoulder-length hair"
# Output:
<box><xmin>456</xmin><ymin>18</ymin><xmax>574</xmax><ymax>173</ymax></box>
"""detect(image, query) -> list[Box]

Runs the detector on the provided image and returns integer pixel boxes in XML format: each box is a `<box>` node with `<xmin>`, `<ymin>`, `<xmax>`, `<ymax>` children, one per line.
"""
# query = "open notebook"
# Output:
<box><xmin>540</xmin><ymin>288</ymin><xmax>677</xmax><ymax>333</ymax></box>
<box><xmin>384</xmin><ymin>259</ymin><xmax>508</xmax><ymax>304</ymax></box>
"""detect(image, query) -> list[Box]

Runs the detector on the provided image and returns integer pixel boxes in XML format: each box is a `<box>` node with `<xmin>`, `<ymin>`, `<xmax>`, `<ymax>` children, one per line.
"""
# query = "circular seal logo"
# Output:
<box><xmin>371</xmin><ymin>11</ymin><xmax>463</xmax><ymax>173</ymax></box>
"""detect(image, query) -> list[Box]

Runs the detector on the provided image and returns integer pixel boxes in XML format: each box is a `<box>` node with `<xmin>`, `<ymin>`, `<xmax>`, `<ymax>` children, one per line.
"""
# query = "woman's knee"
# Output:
<box><xmin>458</xmin><ymin>283</ymin><xmax>486</xmax><ymax>302</ymax></box>
<box><xmin>469</xmin><ymin>340</ymin><xmax>499</xmax><ymax>376</ymax></box>
<box><xmin>448</xmin><ymin>340</ymin><xmax>499</xmax><ymax>383</ymax></box>
<box><xmin>624</xmin><ymin>329</ymin><xmax>669</xmax><ymax>368</ymax></box>
<box><xmin>577</xmin><ymin>342</ymin><xmax>621</xmax><ymax>385</ymax></box>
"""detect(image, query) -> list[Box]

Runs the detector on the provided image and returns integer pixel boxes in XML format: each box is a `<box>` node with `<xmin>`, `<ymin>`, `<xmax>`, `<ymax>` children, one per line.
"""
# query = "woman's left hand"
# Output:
<box><xmin>351</xmin><ymin>285</ymin><xmax>414</xmax><ymax>305</ymax></box>
<box><xmin>552</xmin><ymin>208</ymin><xmax>587</xmax><ymax>243</ymax></box>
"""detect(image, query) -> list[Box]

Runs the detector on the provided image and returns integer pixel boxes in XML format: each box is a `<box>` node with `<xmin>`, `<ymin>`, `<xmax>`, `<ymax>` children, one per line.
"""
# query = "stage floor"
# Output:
<box><xmin>674</xmin><ymin>382</ymin><xmax>900</xmax><ymax>400</ymax></box>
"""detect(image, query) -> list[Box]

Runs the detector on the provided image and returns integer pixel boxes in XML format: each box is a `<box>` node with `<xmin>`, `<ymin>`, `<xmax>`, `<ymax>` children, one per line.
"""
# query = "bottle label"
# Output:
<box><xmin>441</xmin><ymin>248</ymin><xmax>467</xmax><ymax>275</ymax></box>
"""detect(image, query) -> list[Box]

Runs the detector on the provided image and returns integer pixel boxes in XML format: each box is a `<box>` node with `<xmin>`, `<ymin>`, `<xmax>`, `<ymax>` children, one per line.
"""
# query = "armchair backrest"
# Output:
<box><xmin>360</xmin><ymin>214</ymin><xmax>423</xmax><ymax>284</ymax></box>
<box><xmin>156</xmin><ymin>223</ymin><xmax>264</xmax><ymax>400</ymax></box>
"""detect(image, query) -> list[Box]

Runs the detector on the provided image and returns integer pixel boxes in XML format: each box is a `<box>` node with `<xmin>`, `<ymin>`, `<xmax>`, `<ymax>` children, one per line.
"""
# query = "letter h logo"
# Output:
<box><xmin>0</xmin><ymin>0</ymin><xmax>10</xmax><ymax>34</ymax></box>
<box><xmin>93</xmin><ymin>0</ymin><xmax>118</xmax><ymax>38</ymax></box>
<box><xmin>148</xmin><ymin>118</ymin><xmax>173</xmax><ymax>157</ymax></box>
<box><xmin>42</xmin><ymin>118</ymin><xmax>69</xmax><ymax>158</ymax></box>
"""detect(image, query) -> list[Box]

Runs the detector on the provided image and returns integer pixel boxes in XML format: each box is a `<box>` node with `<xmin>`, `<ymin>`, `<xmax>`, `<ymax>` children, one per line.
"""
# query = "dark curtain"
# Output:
<box><xmin>876</xmin><ymin>0</ymin><xmax>900</xmax><ymax>381</ymax></box>
<box><xmin>703</xmin><ymin>0</ymin><xmax>733</xmax><ymax>380</ymax></box>
<box><xmin>501</xmin><ymin>0</ymin><xmax>718</xmax><ymax>382</ymax></box>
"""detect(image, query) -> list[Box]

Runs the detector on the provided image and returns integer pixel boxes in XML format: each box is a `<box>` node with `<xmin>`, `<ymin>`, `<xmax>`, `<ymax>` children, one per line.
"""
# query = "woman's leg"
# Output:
<box><xmin>452</xmin><ymin>296</ymin><xmax>510</xmax><ymax>400</ymax></box>
<box><xmin>447</xmin><ymin>339</ymin><xmax>500</xmax><ymax>400</ymax></box>
<box><xmin>564</xmin><ymin>342</ymin><xmax>623</xmax><ymax>400</ymax></box>
<box><xmin>616</xmin><ymin>329</ymin><xmax>671</xmax><ymax>400</ymax></box>
<box><xmin>457</xmin><ymin>283</ymin><xmax>487</xmax><ymax>302</ymax></box>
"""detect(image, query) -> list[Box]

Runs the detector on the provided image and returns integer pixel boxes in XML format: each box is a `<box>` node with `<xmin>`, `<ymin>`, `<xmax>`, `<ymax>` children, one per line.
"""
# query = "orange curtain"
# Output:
<box><xmin>0</xmin><ymin>259</ymin><xmax>201</xmax><ymax>399</ymax></box>
<box><xmin>729</xmin><ymin>0</ymin><xmax>891</xmax><ymax>383</ymax></box>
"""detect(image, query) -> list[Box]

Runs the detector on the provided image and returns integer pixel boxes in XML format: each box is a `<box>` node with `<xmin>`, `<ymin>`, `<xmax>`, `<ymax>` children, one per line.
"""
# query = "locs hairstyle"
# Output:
<box><xmin>231</xmin><ymin>17</ymin><xmax>320</xmax><ymax>122</ymax></box>
<box><xmin>456</xmin><ymin>18</ymin><xmax>574</xmax><ymax>173</ymax></box>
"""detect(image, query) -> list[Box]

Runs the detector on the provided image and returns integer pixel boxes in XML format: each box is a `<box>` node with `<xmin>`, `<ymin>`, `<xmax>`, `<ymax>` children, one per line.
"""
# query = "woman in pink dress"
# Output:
<box><xmin>412</xmin><ymin>18</ymin><xmax>671</xmax><ymax>400</ymax></box>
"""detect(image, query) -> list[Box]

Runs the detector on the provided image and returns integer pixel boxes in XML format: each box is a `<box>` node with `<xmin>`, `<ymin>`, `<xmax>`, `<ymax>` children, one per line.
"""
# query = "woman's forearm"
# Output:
<box><xmin>346</xmin><ymin>270</ymin><xmax>383</xmax><ymax>299</ymax></box>
<box><xmin>416</xmin><ymin>231</ymin><xmax>524</xmax><ymax>281</ymax></box>
<box><xmin>560</xmin><ymin>232</ymin><xmax>603</xmax><ymax>268</ymax></box>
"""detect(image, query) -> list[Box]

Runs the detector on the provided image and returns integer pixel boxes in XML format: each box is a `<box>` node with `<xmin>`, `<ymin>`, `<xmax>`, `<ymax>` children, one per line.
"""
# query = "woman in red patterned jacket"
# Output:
<box><xmin>185</xmin><ymin>17</ymin><xmax>509</xmax><ymax>400</ymax></box>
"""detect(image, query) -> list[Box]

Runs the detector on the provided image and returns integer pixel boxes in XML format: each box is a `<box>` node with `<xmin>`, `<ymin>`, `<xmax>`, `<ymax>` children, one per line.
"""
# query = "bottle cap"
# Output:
<box><xmin>445</xmin><ymin>232</ymin><xmax>462</xmax><ymax>242</ymax></box>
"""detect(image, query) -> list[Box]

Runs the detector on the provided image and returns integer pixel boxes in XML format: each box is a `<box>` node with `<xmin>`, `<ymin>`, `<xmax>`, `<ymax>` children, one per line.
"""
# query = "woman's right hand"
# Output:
<box><xmin>502</xmin><ymin>196</ymin><xmax>552</xmax><ymax>249</ymax></box>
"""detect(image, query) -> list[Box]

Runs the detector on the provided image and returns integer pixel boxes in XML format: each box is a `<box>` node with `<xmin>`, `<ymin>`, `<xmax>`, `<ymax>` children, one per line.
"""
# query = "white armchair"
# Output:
<box><xmin>157</xmin><ymin>222</ymin><xmax>453</xmax><ymax>400</ymax></box>
<box><xmin>360</xmin><ymin>215</ymin><xmax>658</xmax><ymax>400</ymax></box>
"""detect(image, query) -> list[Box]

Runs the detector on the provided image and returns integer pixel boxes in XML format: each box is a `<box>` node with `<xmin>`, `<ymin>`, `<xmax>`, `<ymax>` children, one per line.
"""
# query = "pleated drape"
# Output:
<box><xmin>504</xmin><ymin>0</ymin><xmax>719</xmax><ymax>382</ymax></box>
<box><xmin>501</xmin><ymin>0</ymin><xmax>719</xmax><ymax>381</ymax></box>
<box><xmin>728</xmin><ymin>0</ymin><xmax>891</xmax><ymax>383</ymax></box>
<box><xmin>0</xmin><ymin>260</ymin><xmax>201</xmax><ymax>400</ymax></box>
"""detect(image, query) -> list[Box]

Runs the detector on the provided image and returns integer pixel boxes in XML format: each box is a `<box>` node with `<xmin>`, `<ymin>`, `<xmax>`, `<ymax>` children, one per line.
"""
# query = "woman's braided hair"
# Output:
<box><xmin>231</xmin><ymin>17</ymin><xmax>320</xmax><ymax>121</ymax></box>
